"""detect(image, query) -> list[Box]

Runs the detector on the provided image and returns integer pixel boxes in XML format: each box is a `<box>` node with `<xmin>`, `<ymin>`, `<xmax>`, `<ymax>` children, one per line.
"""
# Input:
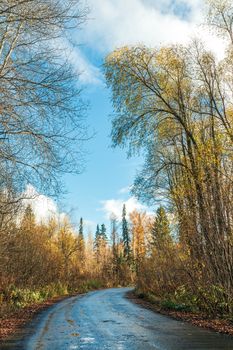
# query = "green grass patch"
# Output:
<box><xmin>0</xmin><ymin>279</ymin><xmax>105</xmax><ymax>317</ymax></box>
<box><xmin>161</xmin><ymin>300</ymin><xmax>193</xmax><ymax>312</ymax></box>
<box><xmin>134</xmin><ymin>288</ymin><xmax>193</xmax><ymax>312</ymax></box>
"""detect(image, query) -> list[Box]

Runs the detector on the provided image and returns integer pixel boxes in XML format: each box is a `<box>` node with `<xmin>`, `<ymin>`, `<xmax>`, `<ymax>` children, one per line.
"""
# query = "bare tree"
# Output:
<box><xmin>0</xmin><ymin>0</ymin><xmax>88</xmax><ymax>198</ymax></box>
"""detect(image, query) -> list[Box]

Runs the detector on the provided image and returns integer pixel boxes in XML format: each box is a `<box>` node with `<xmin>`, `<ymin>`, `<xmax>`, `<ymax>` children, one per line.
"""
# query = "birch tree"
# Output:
<box><xmin>0</xmin><ymin>0</ymin><xmax>87</xmax><ymax>198</ymax></box>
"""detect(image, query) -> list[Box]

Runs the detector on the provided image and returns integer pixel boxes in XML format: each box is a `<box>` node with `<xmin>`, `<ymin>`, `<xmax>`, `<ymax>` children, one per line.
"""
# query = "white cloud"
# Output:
<box><xmin>71</xmin><ymin>0</ymin><xmax>225</xmax><ymax>84</ymax></box>
<box><xmin>100</xmin><ymin>196</ymin><xmax>148</xmax><ymax>220</ymax></box>
<box><xmin>66</xmin><ymin>46</ymin><xmax>103</xmax><ymax>85</ymax></box>
<box><xmin>22</xmin><ymin>185</ymin><xmax>65</xmax><ymax>224</ymax></box>
<box><xmin>118</xmin><ymin>186</ymin><xmax>131</xmax><ymax>194</ymax></box>
<box><xmin>54</xmin><ymin>38</ymin><xmax>102</xmax><ymax>85</ymax></box>
<box><xmin>82</xmin><ymin>0</ymin><xmax>222</xmax><ymax>52</ymax></box>
<box><xmin>84</xmin><ymin>0</ymin><xmax>191</xmax><ymax>51</ymax></box>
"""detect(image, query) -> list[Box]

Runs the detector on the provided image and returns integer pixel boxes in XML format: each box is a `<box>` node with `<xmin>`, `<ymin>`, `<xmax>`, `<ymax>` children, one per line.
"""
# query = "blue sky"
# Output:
<box><xmin>63</xmin><ymin>86</ymin><xmax>146</xmax><ymax>231</ymax></box>
<box><xmin>30</xmin><ymin>0</ymin><xmax>225</xmax><ymax>234</ymax></box>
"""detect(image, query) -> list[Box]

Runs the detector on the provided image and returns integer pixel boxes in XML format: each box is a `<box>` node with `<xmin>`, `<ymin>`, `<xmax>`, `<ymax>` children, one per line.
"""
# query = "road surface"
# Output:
<box><xmin>1</xmin><ymin>288</ymin><xmax>233</xmax><ymax>349</ymax></box>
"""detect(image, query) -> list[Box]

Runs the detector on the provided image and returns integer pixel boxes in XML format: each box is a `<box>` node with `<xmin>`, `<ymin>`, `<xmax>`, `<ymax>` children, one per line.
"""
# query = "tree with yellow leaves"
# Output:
<box><xmin>130</xmin><ymin>210</ymin><xmax>146</xmax><ymax>273</ymax></box>
<box><xmin>104</xmin><ymin>0</ymin><xmax>233</xmax><ymax>316</ymax></box>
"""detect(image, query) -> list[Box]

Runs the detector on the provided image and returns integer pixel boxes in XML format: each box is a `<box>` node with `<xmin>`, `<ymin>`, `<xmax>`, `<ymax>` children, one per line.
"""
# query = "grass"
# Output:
<box><xmin>135</xmin><ymin>289</ymin><xmax>193</xmax><ymax>312</ymax></box>
<box><xmin>0</xmin><ymin>279</ymin><xmax>105</xmax><ymax>318</ymax></box>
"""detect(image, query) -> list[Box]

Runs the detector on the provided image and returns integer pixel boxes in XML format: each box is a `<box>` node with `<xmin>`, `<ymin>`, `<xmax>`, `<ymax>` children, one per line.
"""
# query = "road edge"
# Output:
<box><xmin>126</xmin><ymin>290</ymin><xmax>233</xmax><ymax>336</ymax></box>
<box><xmin>0</xmin><ymin>293</ymin><xmax>81</xmax><ymax>341</ymax></box>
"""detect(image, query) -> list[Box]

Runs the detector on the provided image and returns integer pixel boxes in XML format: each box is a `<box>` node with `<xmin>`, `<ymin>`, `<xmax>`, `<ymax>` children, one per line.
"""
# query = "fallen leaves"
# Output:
<box><xmin>0</xmin><ymin>296</ymin><xmax>70</xmax><ymax>341</ymax></box>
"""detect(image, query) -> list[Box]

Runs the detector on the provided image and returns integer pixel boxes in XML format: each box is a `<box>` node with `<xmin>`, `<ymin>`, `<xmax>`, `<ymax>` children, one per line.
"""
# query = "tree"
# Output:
<box><xmin>94</xmin><ymin>224</ymin><xmax>101</xmax><ymax>247</ymax></box>
<box><xmin>122</xmin><ymin>204</ymin><xmax>131</xmax><ymax>262</ymax></box>
<box><xmin>21</xmin><ymin>204</ymin><xmax>36</xmax><ymax>232</ymax></box>
<box><xmin>100</xmin><ymin>223</ymin><xmax>108</xmax><ymax>242</ymax></box>
<box><xmin>57</xmin><ymin>217</ymin><xmax>78</xmax><ymax>280</ymax></box>
<box><xmin>94</xmin><ymin>224</ymin><xmax>101</xmax><ymax>262</ymax></box>
<box><xmin>130</xmin><ymin>210</ymin><xmax>146</xmax><ymax>274</ymax></box>
<box><xmin>0</xmin><ymin>0</ymin><xmax>88</xmax><ymax>198</ymax></box>
<box><xmin>206</xmin><ymin>0</ymin><xmax>233</xmax><ymax>45</ymax></box>
<box><xmin>77</xmin><ymin>217</ymin><xmax>85</xmax><ymax>264</ymax></box>
<box><xmin>104</xmin><ymin>1</ymin><xmax>233</xmax><ymax>314</ymax></box>
<box><xmin>151</xmin><ymin>206</ymin><xmax>172</xmax><ymax>249</ymax></box>
<box><xmin>79</xmin><ymin>218</ymin><xmax>84</xmax><ymax>236</ymax></box>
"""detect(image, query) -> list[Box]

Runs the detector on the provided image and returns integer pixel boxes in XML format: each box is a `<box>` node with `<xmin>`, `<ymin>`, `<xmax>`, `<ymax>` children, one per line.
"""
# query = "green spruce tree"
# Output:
<box><xmin>94</xmin><ymin>224</ymin><xmax>103</xmax><ymax>262</ymax></box>
<box><xmin>100</xmin><ymin>223</ymin><xmax>108</xmax><ymax>242</ymax></box>
<box><xmin>77</xmin><ymin>217</ymin><xmax>85</xmax><ymax>262</ymax></box>
<box><xmin>79</xmin><ymin>217</ymin><xmax>84</xmax><ymax>237</ymax></box>
<box><xmin>151</xmin><ymin>206</ymin><xmax>172</xmax><ymax>248</ymax></box>
<box><xmin>122</xmin><ymin>204</ymin><xmax>131</xmax><ymax>261</ymax></box>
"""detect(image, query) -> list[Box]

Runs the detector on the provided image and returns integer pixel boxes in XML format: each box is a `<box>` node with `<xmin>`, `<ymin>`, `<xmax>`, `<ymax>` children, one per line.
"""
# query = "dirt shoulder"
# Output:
<box><xmin>126</xmin><ymin>291</ymin><xmax>233</xmax><ymax>336</ymax></box>
<box><xmin>0</xmin><ymin>295</ymin><xmax>74</xmax><ymax>340</ymax></box>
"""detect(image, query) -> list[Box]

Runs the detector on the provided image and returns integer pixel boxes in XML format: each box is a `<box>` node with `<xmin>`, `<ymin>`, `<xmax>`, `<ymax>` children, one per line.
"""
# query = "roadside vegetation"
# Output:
<box><xmin>104</xmin><ymin>0</ymin><xmax>233</xmax><ymax>321</ymax></box>
<box><xmin>0</xmin><ymin>202</ymin><xmax>139</xmax><ymax>318</ymax></box>
<box><xmin>0</xmin><ymin>205</ymin><xmax>106</xmax><ymax>318</ymax></box>
<box><xmin>0</xmin><ymin>0</ymin><xmax>89</xmax><ymax>321</ymax></box>
<box><xmin>1</xmin><ymin>0</ymin><xmax>233</xmax><ymax>339</ymax></box>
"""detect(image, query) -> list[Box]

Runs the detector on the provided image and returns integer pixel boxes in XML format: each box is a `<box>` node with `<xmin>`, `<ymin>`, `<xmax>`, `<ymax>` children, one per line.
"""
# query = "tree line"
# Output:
<box><xmin>1</xmin><ymin>201</ymin><xmax>171</xmax><ymax>314</ymax></box>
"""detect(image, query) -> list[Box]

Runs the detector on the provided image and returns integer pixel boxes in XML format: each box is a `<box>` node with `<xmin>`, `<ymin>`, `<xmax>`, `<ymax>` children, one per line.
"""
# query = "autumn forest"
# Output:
<box><xmin>1</xmin><ymin>0</ymin><xmax>233</xmax><ymax>340</ymax></box>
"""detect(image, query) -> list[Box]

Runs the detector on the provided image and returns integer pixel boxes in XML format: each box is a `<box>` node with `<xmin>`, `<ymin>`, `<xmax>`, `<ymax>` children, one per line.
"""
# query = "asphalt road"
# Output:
<box><xmin>2</xmin><ymin>288</ymin><xmax>233</xmax><ymax>350</ymax></box>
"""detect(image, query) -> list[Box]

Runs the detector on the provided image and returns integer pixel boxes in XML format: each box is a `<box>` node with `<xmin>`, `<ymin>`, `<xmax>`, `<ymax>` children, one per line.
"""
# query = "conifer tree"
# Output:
<box><xmin>100</xmin><ymin>223</ymin><xmax>108</xmax><ymax>242</ymax></box>
<box><xmin>94</xmin><ymin>224</ymin><xmax>101</xmax><ymax>245</ymax></box>
<box><xmin>151</xmin><ymin>206</ymin><xmax>172</xmax><ymax>248</ymax></box>
<box><xmin>96</xmin><ymin>224</ymin><xmax>100</xmax><ymax>236</ymax></box>
<box><xmin>122</xmin><ymin>204</ymin><xmax>131</xmax><ymax>261</ymax></box>
<box><xmin>79</xmin><ymin>217</ymin><xmax>84</xmax><ymax>237</ymax></box>
<box><xmin>94</xmin><ymin>224</ymin><xmax>101</xmax><ymax>261</ymax></box>
<box><xmin>77</xmin><ymin>217</ymin><xmax>85</xmax><ymax>262</ymax></box>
